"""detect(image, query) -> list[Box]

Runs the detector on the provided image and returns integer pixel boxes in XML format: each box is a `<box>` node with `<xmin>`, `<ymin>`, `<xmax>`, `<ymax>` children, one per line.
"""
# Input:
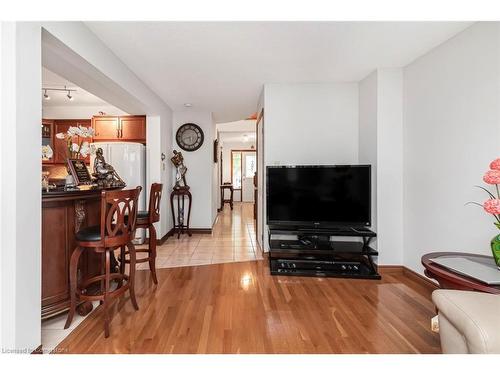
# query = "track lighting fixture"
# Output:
<box><xmin>42</xmin><ymin>86</ymin><xmax>77</xmax><ymax>101</ymax></box>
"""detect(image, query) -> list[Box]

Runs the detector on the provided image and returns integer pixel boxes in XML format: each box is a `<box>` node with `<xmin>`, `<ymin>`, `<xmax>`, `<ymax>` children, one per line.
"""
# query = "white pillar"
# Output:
<box><xmin>0</xmin><ymin>22</ymin><xmax>42</xmax><ymax>353</ymax></box>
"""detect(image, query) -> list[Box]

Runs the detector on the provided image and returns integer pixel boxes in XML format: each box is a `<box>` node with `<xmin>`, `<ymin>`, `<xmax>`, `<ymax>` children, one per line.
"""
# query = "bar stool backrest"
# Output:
<box><xmin>100</xmin><ymin>187</ymin><xmax>142</xmax><ymax>248</ymax></box>
<box><xmin>148</xmin><ymin>183</ymin><xmax>163</xmax><ymax>224</ymax></box>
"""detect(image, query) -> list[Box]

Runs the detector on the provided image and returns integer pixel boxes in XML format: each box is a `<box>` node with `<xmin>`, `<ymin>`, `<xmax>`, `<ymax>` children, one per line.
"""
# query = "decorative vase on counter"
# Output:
<box><xmin>491</xmin><ymin>233</ymin><xmax>500</xmax><ymax>269</ymax></box>
<box><xmin>65</xmin><ymin>173</ymin><xmax>76</xmax><ymax>188</ymax></box>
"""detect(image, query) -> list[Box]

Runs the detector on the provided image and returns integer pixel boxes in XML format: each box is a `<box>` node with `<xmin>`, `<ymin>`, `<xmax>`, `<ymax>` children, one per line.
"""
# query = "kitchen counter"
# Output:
<box><xmin>41</xmin><ymin>187</ymin><xmax>119</xmax><ymax>318</ymax></box>
<box><xmin>42</xmin><ymin>186</ymin><xmax>120</xmax><ymax>200</ymax></box>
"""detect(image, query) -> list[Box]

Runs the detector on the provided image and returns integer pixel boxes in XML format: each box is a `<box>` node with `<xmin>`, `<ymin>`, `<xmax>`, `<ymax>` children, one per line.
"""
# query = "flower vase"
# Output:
<box><xmin>65</xmin><ymin>160</ymin><xmax>75</xmax><ymax>188</ymax></box>
<box><xmin>490</xmin><ymin>233</ymin><xmax>500</xmax><ymax>269</ymax></box>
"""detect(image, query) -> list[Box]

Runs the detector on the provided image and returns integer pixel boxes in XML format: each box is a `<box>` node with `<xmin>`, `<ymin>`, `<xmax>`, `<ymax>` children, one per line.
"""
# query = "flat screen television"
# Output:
<box><xmin>266</xmin><ymin>165</ymin><xmax>371</xmax><ymax>228</ymax></box>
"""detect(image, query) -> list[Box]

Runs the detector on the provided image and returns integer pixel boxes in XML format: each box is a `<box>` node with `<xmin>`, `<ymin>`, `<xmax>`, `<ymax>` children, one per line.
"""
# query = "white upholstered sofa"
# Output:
<box><xmin>432</xmin><ymin>289</ymin><xmax>500</xmax><ymax>354</ymax></box>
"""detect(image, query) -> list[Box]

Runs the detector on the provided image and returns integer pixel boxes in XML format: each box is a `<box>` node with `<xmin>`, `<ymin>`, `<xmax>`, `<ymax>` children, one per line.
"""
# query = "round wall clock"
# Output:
<box><xmin>176</xmin><ymin>123</ymin><xmax>204</xmax><ymax>152</ymax></box>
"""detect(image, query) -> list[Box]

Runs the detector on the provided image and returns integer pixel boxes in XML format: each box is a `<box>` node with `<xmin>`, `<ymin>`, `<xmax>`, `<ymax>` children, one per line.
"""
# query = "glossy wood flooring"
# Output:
<box><xmin>55</xmin><ymin>259</ymin><xmax>441</xmax><ymax>354</ymax></box>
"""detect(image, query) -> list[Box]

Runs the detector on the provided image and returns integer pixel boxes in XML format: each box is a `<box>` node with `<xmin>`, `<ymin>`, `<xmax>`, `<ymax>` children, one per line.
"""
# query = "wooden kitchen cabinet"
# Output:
<box><xmin>42</xmin><ymin>119</ymin><xmax>54</xmax><ymax>164</ymax></box>
<box><xmin>92</xmin><ymin>116</ymin><xmax>120</xmax><ymax>140</ymax></box>
<box><xmin>120</xmin><ymin>116</ymin><xmax>146</xmax><ymax>141</ymax></box>
<box><xmin>53</xmin><ymin>119</ymin><xmax>92</xmax><ymax>164</ymax></box>
<box><xmin>92</xmin><ymin>115</ymin><xmax>146</xmax><ymax>143</ymax></box>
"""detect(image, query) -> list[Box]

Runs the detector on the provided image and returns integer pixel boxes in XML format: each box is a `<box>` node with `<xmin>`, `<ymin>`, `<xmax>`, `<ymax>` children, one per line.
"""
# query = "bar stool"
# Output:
<box><xmin>120</xmin><ymin>183</ymin><xmax>163</xmax><ymax>284</ymax></box>
<box><xmin>64</xmin><ymin>187</ymin><xmax>142</xmax><ymax>338</ymax></box>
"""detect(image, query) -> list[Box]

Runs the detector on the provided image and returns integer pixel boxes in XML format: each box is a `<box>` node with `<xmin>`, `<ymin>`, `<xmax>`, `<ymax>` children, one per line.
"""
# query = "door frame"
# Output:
<box><xmin>230</xmin><ymin>149</ymin><xmax>256</xmax><ymax>202</ymax></box>
<box><xmin>255</xmin><ymin>109</ymin><xmax>264</xmax><ymax>252</ymax></box>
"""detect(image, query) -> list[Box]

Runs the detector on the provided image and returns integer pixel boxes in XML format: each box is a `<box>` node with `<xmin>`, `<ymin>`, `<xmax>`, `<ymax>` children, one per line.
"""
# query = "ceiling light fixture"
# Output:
<box><xmin>184</xmin><ymin>103</ymin><xmax>192</xmax><ymax>108</ymax></box>
<box><xmin>41</xmin><ymin>86</ymin><xmax>77</xmax><ymax>102</ymax></box>
<box><xmin>243</xmin><ymin>134</ymin><xmax>249</xmax><ymax>142</ymax></box>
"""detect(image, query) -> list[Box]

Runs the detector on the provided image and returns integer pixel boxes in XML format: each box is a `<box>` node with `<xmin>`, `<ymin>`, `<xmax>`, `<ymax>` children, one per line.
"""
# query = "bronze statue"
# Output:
<box><xmin>92</xmin><ymin>147</ymin><xmax>126</xmax><ymax>188</ymax></box>
<box><xmin>171</xmin><ymin>150</ymin><xmax>189</xmax><ymax>190</ymax></box>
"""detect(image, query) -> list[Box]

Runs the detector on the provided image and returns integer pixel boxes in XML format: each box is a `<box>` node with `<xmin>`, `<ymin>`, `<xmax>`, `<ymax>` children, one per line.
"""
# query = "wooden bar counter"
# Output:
<box><xmin>42</xmin><ymin>188</ymin><xmax>114</xmax><ymax>318</ymax></box>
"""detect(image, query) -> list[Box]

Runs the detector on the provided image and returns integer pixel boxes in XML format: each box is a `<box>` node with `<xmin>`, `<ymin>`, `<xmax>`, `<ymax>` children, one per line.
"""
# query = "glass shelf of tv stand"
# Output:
<box><xmin>269</xmin><ymin>240</ymin><xmax>378</xmax><ymax>256</ymax></box>
<box><xmin>267</xmin><ymin>225</ymin><xmax>376</xmax><ymax>238</ymax></box>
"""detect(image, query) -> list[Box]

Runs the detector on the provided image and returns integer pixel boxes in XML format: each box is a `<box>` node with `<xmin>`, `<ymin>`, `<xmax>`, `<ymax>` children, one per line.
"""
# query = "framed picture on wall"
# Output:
<box><xmin>213</xmin><ymin>139</ymin><xmax>218</xmax><ymax>163</ymax></box>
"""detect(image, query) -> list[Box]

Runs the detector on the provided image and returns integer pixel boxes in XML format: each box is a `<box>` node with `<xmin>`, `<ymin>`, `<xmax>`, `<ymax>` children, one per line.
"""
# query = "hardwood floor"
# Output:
<box><xmin>55</xmin><ymin>259</ymin><xmax>441</xmax><ymax>354</ymax></box>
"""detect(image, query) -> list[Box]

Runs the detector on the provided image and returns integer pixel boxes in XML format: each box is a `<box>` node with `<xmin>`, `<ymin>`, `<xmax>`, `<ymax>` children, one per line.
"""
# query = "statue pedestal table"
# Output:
<box><xmin>170</xmin><ymin>188</ymin><xmax>192</xmax><ymax>239</ymax></box>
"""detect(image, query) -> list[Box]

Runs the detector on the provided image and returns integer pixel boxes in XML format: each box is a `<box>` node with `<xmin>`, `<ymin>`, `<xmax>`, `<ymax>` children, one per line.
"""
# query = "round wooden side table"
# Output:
<box><xmin>422</xmin><ymin>252</ymin><xmax>500</xmax><ymax>294</ymax></box>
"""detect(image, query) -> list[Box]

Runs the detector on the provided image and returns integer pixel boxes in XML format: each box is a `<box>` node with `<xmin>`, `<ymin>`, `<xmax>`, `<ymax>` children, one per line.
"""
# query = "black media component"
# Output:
<box><xmin>266</xmin><ymin>165</ymin><xmax>371</xmax><ymax>228</ymax></box>
<box><xmin>266</xmin><ymin>165</ymin><xmax>380</xmax><ymax>279</ymax></box>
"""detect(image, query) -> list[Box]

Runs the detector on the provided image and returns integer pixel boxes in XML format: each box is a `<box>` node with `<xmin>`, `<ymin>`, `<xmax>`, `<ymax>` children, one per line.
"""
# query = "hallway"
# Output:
<box><xmin>142</xmin><ymin>202</ymin><xmax>263</xmax><ymax>270</ymax></box>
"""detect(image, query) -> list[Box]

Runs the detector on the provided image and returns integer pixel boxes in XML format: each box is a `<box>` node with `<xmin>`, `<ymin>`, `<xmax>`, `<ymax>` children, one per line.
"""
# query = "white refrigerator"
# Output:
<box><xmin>90</xmin><ymin>142</ymin><xmax>146</xmax><ymax>243</ymax></box>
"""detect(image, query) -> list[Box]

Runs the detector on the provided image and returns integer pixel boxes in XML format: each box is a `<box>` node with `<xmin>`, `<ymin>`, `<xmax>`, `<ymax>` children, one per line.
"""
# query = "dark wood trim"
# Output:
<box><xmin>378</xmin><ymin>265</ymin><xmax>438</xmax><ymax>292</ymax></box>
<box><xmin>32</xmin><ymin>345</ymin><xmax>43</xmax><ymax>354</ymax></box>
<box><xmin>403</xmin><ymin>266</ymin><xmax>439</xmax><ymax>291</ymax></box>
<box><xmin>189</xmin><ymin>228</ymin><xmax>212</xmax><ymax>235</ymax></box>
<box><xmin>256</xmin><ymin>108</ymin><xmax>264</xmax><ymax>126</ymax></box>
<box><xmin>161</xmin><ymin>227</ymin><xmax>213</xmax><ymax>240</ymax></box>
<box><xmin>377</xmin><ymin>265</ymin><xmax>404</xmax><ymax>274</ymax></box>
<box><xmin>156</xmin><ymin>228</ymin><xmax>175</xmax><ymax>245</ymax></box>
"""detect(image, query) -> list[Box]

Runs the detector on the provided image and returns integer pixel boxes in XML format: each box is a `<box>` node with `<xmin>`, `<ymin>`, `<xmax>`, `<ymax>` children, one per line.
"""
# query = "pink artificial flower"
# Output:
<box><xmin>484</xmin><ymin>199</ymin><xmax>500</xmax><ymax>215</ymax></box>
<box><xmin>490</xmin><ymin>158</ymin><xmax>500</xmax><ymax>171</ymax></box>
<box><xmin>483</xmin><ymin>170</ymin><xmax>500</xmax><ymax>185</ymax></box>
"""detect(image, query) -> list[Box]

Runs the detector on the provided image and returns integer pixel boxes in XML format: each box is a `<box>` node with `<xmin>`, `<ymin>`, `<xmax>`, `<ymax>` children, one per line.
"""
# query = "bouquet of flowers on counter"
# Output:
<box><xmin>55</xmin><ymin>124</ymin><xmax>95</xmax><ymax>160</ymax></box>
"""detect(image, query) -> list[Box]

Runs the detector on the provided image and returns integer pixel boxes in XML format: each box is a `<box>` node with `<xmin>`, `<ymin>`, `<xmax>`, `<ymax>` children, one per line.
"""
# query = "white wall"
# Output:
<box><xmin>42</xmin><ymin>104</ymin><xmax>128</xmax><ymax>119</ymax></box>
<box><xmin>358</xmin><ymin>71</ymin><xmax>378</xmax><ymax>246</ymax></box>
<box><xmin>0</xmin><ymin>22</ymin><xmax>42</xmax><ymax>353</ymax></box>
<box><xmin>403</xmin><ymin>22</ymin><xmax>500</xmax><ymax>273</ymax></box>
<box><xmin>173</xmin><ymin>110</ymin><xmax>217</xmax><ymax>229</ymax></box>
<box><xmin>146</xmin><ymin>115</ymin><xmax>171</xmax><ymax>236</ymax></box>
<box><xmin>359</xmin><ymin>69</ymin><xmax>404</xmax><ymax>266</ymax></box>
<box><xmin>211</xmin><ymin>113</ymin><xmax>218</xmax><ymax>225</ymax></box>
<box><xmin>256</xmin><ymin>92</ymin><xmax>265</xmax><ymax>249</ymax></box>
<box><xmin>262</xmin><ymin>83</ymin><xmax>359</xmax><ymax>250</ymax></box>
<box><xmin>264</xmin><ymin>83</ymin><xmax>359</xmax><ymax>165</ymax></box>
<box><xmin>376</xmin><ymin>69</ymin><xmax>404</xmax><ymax>265</ymax></box>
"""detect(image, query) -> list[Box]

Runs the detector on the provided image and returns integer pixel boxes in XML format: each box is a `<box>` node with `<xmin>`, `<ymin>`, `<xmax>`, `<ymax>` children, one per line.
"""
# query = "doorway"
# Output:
<box><xmin>231</xmin><ymin>150</ymin><xmax>256</xmax><ymax>202</ymax></box>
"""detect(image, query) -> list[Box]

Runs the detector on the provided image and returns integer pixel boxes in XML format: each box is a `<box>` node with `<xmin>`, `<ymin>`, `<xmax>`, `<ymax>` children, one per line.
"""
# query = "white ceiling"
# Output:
<box><xmin>42</xmin><ymin>67</ymin><xmax>110</xmax><ymax>106</ymax></box>
<box><xmin>220</xmin><ymin>131</ymin><xmax>256</xmax><ymax>144</ymax></box>
<box><xmin>86</xmin><ymin>21</ymin><xmax>472</xmax><ymax>123</ymax></box>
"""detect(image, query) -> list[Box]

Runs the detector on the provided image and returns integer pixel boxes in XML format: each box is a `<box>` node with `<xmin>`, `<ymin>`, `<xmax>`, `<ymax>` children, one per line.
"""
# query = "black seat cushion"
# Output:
<box><xmin>76</xmin><ymin>225</ymin><xmax>101</xmax><ymax>242</ymax></box>
<box><xmin>137</xmin><ymin>211</ymin><xmax>149</xmax><ymax>219</ymax></box>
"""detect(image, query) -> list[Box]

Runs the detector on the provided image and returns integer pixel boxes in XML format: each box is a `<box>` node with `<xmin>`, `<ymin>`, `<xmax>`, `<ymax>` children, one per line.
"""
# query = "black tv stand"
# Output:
<box><xmin>268</xmin><ymin>225</ymin><xmax>380</xmax><ymax>279</ymax></box>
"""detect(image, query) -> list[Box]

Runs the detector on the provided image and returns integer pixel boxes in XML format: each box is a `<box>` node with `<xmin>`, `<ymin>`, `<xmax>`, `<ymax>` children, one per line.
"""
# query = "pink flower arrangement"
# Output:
<box><xmin>483</xmin><ymin>170</ymin><xmax>500</xmax><ymax>185</ymax></box>
<box><xmin>484</xmin><ymin>199</ymin><xmax>500</xmax><ymax>215</ymax></box>
<box><xmin>490</xmin><ymin>158</ymin><xmax>500</xmax><ymax>171</ymax></box>
<box><xmin>469</xmin><ymin>158</ymin><xmax>500</xmax><ymax>229</ymax></box>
